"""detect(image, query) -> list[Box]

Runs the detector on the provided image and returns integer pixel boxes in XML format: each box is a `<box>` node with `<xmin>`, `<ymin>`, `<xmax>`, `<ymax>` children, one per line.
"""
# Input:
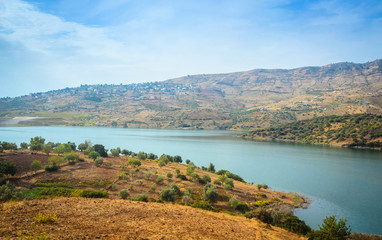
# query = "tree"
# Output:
<box><xmin>307</xmin><ymin>216</ymin><xmax>351</xmax><ymax>240</ymax></box>
<box><xmin>147</xmin><ymin>153</ymin><xmax>158</xmax><ymax>160</ymax></box>
<box><xmin>78</xmin><ymin>140</ymin><xmax>91</xmax><ymax>152</ymax></box>
<box><xmin>64</xmin><ymin>151</ymin><xmax>78</xmax><ymax>165</ymax></box>
<box><xmin>137</xmin><ymin>151</ymin><xmax>147</xmax><ymax>160</ymax></box>
<box><xmin>111</xmin><ymin>121</ymin><xmax>118</xmax><ymax>127</ymax></box>
<box><xmin>93</xmin><ymin>144</ymin><xmax>108</xmax><ymax>157</ymax></box>
<box><xmin>203</xmin><ymin>183</ymin><xmax>218</xmax><ymax>203</ymax></box>
<box><xmin>54</xmin><ymin>144</ymin><xmax>72</xmax><ymax>155</ymax></box>
<box><xmin>42</xmin><ymin>144</ymin><xmax>52</xmax><ymax>156</ymax></box>
<box><xmin>159</xmin><ymin>154</ymin><xmax>169</xmax><ymax>164</ymax></box>
<box><xmin>20</xmin><ymin>142</ymin><xmax>29</xmax><ymax>149</ymax></box>
<box><xmin>30</xmin><ymin>160</ymin><xmax>42</xmax><ymax>173</ymax></box>
<box><xmin>173</xmin><ymin>155</ymin><xmax>182</xmax><ymax>163</ymax></box>
<box><xmin>95</xmin><ymin>157</ymin><xmax>104</xmax><ymax>166</ymax></box>
<box><xmin>128</xmin><ymin>158</ymin><xmax>141</xmax><ymax>167</ymax></box>
<box><xmin>30</xmin><ymin>136</ymin><xmax>45</xmax><ymax>152</ymax></box>
<box><xmin>111</xmin><ymin>149</ymin><xmax>120</xmax><ymax>157</ymax></box>
<box><xmin>118</xmin><ymin>189</ymin><xmax>130</xmax><ymax>199</ymax></box>
<box><xmin>0</xmin><ymin>161</ymin><xmax>17</xmax><ymax>176</ymax></box>
<box><xmin>88</xmin><ymin>151</ymin><xmax>100</xmax><ymax>160</ymax></box>
<box><xmin>207</xmin><ymin>163</ymin><xmax>215</xmax><ymax>173</ymax></box>
<box><xmin>186</xmin><ymin>162</ymin><xmax>195</xmax><ymax>176</ymax></box>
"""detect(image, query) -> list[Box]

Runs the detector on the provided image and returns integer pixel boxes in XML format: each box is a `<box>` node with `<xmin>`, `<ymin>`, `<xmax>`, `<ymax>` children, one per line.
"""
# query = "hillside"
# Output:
<box><xmin>241</xmin><ymin>114</ymin><xmax>382</xmax><ymax>149</ymax></box>
<box><xmin>0</xmin><ymin>59</ymin><xmax>381</xmax><ymax>130</ymax></box>
<box><xmin>0</xmin><ymin>147</ymin><xmax>308</xmax><ymax>239</ymax></box>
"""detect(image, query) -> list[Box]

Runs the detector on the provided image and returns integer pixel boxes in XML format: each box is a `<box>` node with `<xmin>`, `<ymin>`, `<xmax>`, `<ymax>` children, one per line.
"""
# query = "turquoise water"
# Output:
<box><xmin>1</xmin><ymin>126</ymin><xmax>381</xmax><ymax>235</ymax></box>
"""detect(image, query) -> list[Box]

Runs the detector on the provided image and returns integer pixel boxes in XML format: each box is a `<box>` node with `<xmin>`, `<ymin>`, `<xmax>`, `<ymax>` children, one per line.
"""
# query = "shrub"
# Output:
<box><xmin>228</xmin><ymin>196</ymin><xmax>239</xmax><ymax>209</ymax></box>
<box><xmin>207</xmin><ymin>163</ymin><xmax>216</xmax><ymax>173</ymax></box>
<box><xmin>80</xmin><ymin>190</ymin><xmax>109</xmax><ymax>198</ymax></box>
<box><xmin>235</xmin><ymin>202</ymin><xmax>250</xmax><ymax>213</ymax></box>
<box><xmin>93</xmin><ymin>144</ymin><xmax>108</xmax><ymax>157</ymax></box>
<box><xmin>224</xmin><ymin>183</ymin><xmax>233</xmax><ymax>190</ymax></box>
<box><xmin>203</xmin><ymin>183</ymin><xmax>218</xmax><ymax>203</ymax></box>
<box><xmin>131</xmin><ymin>193</ymin><xmax>148</xmax><ymax>202</ymax></box>
<box><xmin>156</xmin><ymin>176</ymin><xmax>165</xmax><ymax>184</ymax></box>
<box><xmin>129</xmin><ymin>183</ymin><xmax>134</xmax><ymax>190</ymax></box>
<box><xmin>94</xmin><ymin>157</ymin><xmax>104</xmax><ymax>166</ymax></box>
<box><xmin>0</xmin><ymin>161</ymin><xmax>17</xmax><ymax>176</ymax></box>
<box><xmin>20</xmin><ymin>142</ymin><xmax>29</xmax><ymax>149</ymax></box>
<box><xmin>44</xmin><ymin>163</ymin><xmax>58</xmax><ymax>172</ymax></box>
<box><xmin>225</xmin><ymin>179</ymin><xmax>234</xmax><ymax>189</ymax></box>
<box><xmin>202</xmin><ymin>175</ymin><xmax>211</xmax><ymax>183</ymax></box>
<box><xmin>185</xmin><ymin>159</ymin><xmax>190</xmax><ymax>164</ymax></box>
<box><xmin>150</xmin><ymin>183</ymin><xmax>156</xmax><ymax>192</ymax></box>
<box><xmin>138</xmin><ymin>180</ymin><xmax>143</xmax><ymax>185</ymax></box>
<box><xmin>213</xmin><ymin>179</ymin><xmax>222</xmax><ymax>185</ymax></box>
<box><xmin>121</xmin><ymin>163</ymin><xmax>126</xmax><ymax>170</ymax></box>
<box><xmin>145</xmin><ymin>172</ymin><xmax>152</xmax><ymax>180</ymax></box>
<box><xmin>111</xmin><ymin>149</ymin><xmax>120</xmax><ymax>157</ymax></box>
<box><xmin>158</xmin><ymin>160</ymin><xmax>166</xmax><ymax>167</ymax></box>
<box><xmin>257</xmin><ymin>184</ymin><xmax>269</xmax><ymax>191</ymax></box>
<box><xmin>177</xmin><ymin>174</ymin><xmax>187</xmax><ymax>180</ymax></box>
<box><xmin>160</xmin><ymin>186</ymin><xmax>177</xmax><ymax>202</ymax></box>
<box><xmin>137</xmin><ymin>151</ymin><xmax>147</xmax><ymax>160</ymax></box>
<box><xmin>128</xmin><ymin>158</ymin><xmax>141</xmax><ymax>167</ymax></box>
<box><xmin>186</xmin><ymin>162</ymin><xmax>196</xmax><ymax>176</ymax></box>
<box><xmin>88</xmin><ymin>151</ymin><xmax>100</xmax><ymax>160</ymax></box>
<box><xmin>256</xmin><ymin>193</ymin><xmax>267</xmax><ymax>198</ymax></box>
<box><xmin>254</xmin><ymin>200</ymin><xmax>271</xmax><ymax>207</ymax></box>
<box><xmin>245</xmin><ymin>208</ymin><xmax>272</xmax><ymax>223</ymax></box>
<box><xmin>166</xmin><ymin>172</ymin><xmax>173</xmax><ymax>179</ymax></box>
<box><xmin>190</xmin><ymin>172</ymin><xmax>199</xmax><ymax>182</ymax></box>
<box><xmin>118</xmin><ymin>189</ymin><xmax>130</xmax><ymax>199</ymax></box>
<box><xmin>175</xmin><ymin>169</ymin><xmax>181</xmax><ymax>175</ymax></box>
<box><xmin>307</xmin><ymin>215</ymin><xmax>351</xmax><ymax>240</ymax></box>
<box><xmin>0</xmin><ymin>181</ymin><xmax>23</xmax><ymax>202</ymax></box>
<box><xmin>191</xmin><ymin>201</ymin><xmax>217</xmax><ymax>212</ymax></box>
<box><xmin>274</xmin><ymin>214</ymin><xmax>311</xmax><ymax>235</ymax></box>
<box><xmin>182</xmin><ymin>191</ymin><xmax>192</xmax><ymax>204</ymax></box>
<box><xmin>30</xmin><ymin>160</ymin><xmax>42</xmax><ymax>172</ymax></box>
<box><xmin>35</xmin><ymin>212</ymin><xmax>57</xmax><ymax>224</ymax></box>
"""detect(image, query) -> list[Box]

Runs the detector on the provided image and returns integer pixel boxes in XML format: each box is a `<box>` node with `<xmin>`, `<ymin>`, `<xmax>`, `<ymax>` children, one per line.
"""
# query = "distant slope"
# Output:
<box><xmin>0</xmin><ymin>59</ymin><xmax>381</xmax><ymax>130</ymax></box>
<box><xmin>241</xmin><ymin>114</ymin><xmax>382</xmax><ymax>149</ymax></box>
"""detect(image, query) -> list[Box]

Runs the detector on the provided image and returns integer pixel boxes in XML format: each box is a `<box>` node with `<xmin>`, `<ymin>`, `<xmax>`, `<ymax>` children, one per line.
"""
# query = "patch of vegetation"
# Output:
<box><xmin>203</xmin><ymin>183</ymin><xmax>218</xmax><ymax>203</ymax></box>
<box><xmin>216</xmin><ymin>169</ymin><xmax>245</xmax><ymax>182</ymax></box>
<box><xmin>307</xmin><ymin>215</ymin><xmax>351</xmax><ymax>240</ymax></box>
<box><xmin>118</xmin><ymin>189</ymin><xmax>130</xmax><ymax>199</ymax></box>
<box><xmin>35</xmin><ymin>212</ymin><xmax>57</xmax><ymax>224</ymax></box>
<box><xmin>33</xmin><ymin>182</ymin><xmax>73</xmax><ymax>188</ymax></box>
<box><xmin>244</xmin><ymin>114</ymin><xmax>382</xmax><ymax>148</ymax></box>
<box><xmin>190</xmin><ymin>201</ymin><xmax>218</xmax><ymax>212</ymax></box>
<box><xmin>131</xmin><ymin>192</ymin><xmax>148</xmax><ymax>202</ymax></box>
<box><xmin>80</xmin><ymin>190</ymin><xmax>109</xmax><ymax>198</ymax></box>
<box><xmin>254</xmin><ymin>200</ymin><xmax>271</xmax><ymax>207</ymax></box>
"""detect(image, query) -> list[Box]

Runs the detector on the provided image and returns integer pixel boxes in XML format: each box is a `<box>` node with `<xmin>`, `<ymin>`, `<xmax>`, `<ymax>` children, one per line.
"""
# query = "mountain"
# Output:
<box><xmin>0</xmin><ymin>59</ymin><xmax>381</xmax><ymax>129</ymax></box>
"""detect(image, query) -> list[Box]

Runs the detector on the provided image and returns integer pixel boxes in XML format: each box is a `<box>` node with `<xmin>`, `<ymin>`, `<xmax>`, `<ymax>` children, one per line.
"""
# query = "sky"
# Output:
<box><xmin>0</xmin><ymin>0</ymin><xmax>381</xmax><ymax>98</ymax></box>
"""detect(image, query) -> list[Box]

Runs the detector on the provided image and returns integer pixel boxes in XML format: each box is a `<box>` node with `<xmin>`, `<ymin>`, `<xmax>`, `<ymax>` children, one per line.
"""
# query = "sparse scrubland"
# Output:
<box><xmin>1</xmin><ymin>138</ymin><xmax>378</xmax><ymax>239</ymax></box>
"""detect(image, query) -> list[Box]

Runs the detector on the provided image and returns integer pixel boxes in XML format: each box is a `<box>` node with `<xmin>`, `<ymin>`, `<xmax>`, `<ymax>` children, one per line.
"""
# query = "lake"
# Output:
<box><xmin>1</xmin><ymin>126</ymin><xmax>381</xmax><ymax>235</ymax></box>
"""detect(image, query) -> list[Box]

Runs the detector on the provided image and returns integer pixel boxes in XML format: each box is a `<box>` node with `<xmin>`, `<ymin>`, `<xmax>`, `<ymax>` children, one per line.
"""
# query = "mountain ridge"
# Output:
<box><xmin>0</xmin><ymin>59</ymin><xmax>381</xmax><ymax>130</ymax></box>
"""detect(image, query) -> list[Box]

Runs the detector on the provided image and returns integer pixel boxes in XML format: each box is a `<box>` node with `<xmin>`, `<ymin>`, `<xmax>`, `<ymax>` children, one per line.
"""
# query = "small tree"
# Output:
<box><xmin>156</xmin><ymin>176</ymin><xmax>164</xmax><ymax>184</ymax></box>
<box><xmin>0</xmin><ymin>161</ymin><xmax>17</xmax><ymax>176</ymax></box>
<box><xmin>207</xmin><ymin>163</ymin><xmax>216</xmax><ymax>173</ymax></box>
<box><xmin>20</xmin><ymin>142</ymin><xmax>29</xmax><ymax>149</ymax></box>
<box><xmin>308</xmin><ymin>216</ymin><xmax>351</xmax><ymax>240</ymax></box>
<box><xmin>30</xmin><ymin>160</ymin><xmax>42</xmax><ymax>173</ymax></box>
<box><xmin>228</xmin><ymin>196</ymin><xmax>239</xmax><ymax>209</ymax></box>
<box><xmin>30</xmin><ymin>136</ymin><xmax>45</xmax><ymax>152</ymax></box>
<box><xmin>137</xmin><ymin>151</ymin><xmax>147</xmax><ymax>160</ymax></box>
<box><xmin>128</xmin><ymin>158</ymin><xmax>141</xmax><ymax>167</ymax></box>
<box><xmin>186</xmin><ymin>162</ymin><xmax>195</xmax><ymax>176</ymax></box>
<box><xmin>118</xmin><ymin>189</ymin><xmax>130</xmax><ymax>199</ymax></box>
<box><xmin>173</xmin><ymin>155</ymin><xmax>182</xmax><ymax>163</ymax></box>
<box><xmin>110</xmin><ymin>149</ymin><xmax>120</xmax><ymax>157</ymax></box>
<box><xmin>88</xmin><ymin>151</ymin><xmax>100</xmax><ymax>160</ymax></box>
<box><xmin>93</xmin><ymin>144</ymin><xmax>108</xmax><ymax>157</ymax></box>
<box><xmin>160</xmin><ymin>183</ymin><xmax>180</xmax><ymax>202</ymax></box>
<box><xmin>203</xmin><ymin>183</ymin><xmax>218</xmax><ymax>203</ymax></box>
<box><xmin>166</xmin><ymin>172</ymin><xmax>173</xmax><ymax>179</ymax></box>
<box><xmin>95</xmin><ymin>157</ymin><xmax>104</xmax><ymax>166</ymax></box>
<box><xmin>202</xmin><ymin>175</ymin><xmax>211</xmax><ymax>183</ymax></box>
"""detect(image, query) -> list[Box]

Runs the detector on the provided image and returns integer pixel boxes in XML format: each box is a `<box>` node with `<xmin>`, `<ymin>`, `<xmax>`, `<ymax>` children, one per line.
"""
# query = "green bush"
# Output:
<box><xmin>202</xmin><ymin>175</ymin><xmax>211</xmax><ymax>183</ymax></box>
<box><xmin>118</xmin><ymin>189</ymin><xmax>130</xmax><ymax>199</ymax></box>
<box><xmin>0</xmin><ymin>161</ymin><xmax>17</xmax><ymax>176</ymax></box>
<box><xmin>30</xmin><ymin>160</ymin><xmax>42</xmax><ymax>172</ymax></box>
<box><xmin>254</xmin><ymin>200</ymin><xmax>271</xmax><ymax>207</ymax></box>
<box><xmin>160</xmin><ymin>186</ymin><xmax>177</xmax><ymax>202</ymax></box>
<box><xmin>213</xmin><ymin>179</ymin><xmax>222</xmax><ymax>185</ymax></box>
<box><xmin>80</xmin><ymin>190</ymin><xmax>109</xmax><ymax>198</ymax></box>
<box><xmin>44</xmin><ymin>163</ymin><xmax>58</xmax><ymax>172</ymax></box>
<box><xmin>145</xmin><ymin>172</ymin><xmax>152</xmax><ymax>180</ymax></box>
<box><xmin>273</xmin><ymin>214</ymin><xmax>311</xmax><ymax>235</ymax></box>
<box><xmin>156</xmin><ymin>176</ymin><xmax>165</xmax><ymax>184</ymax></box>
<box><xmin>94</xmin><ymin>157</ymin><xmax>104</xmax><ymax>166</ymax></box>
<box><xmin>177</xmin><ymin>174</ymin><xmax>187</xmax><ymax>180</ymax></box>
<box><xmin>307</xmin><ymin>215</ymin><xmax>351</xmax><ymax>240</ymax></box>
<box><xmin>0</xmin><ymin>181</ymin><xmax>23</xmax><ymax>202</ymax></box>
<box><xmin>190</xmin><ymin>201</ymin><xmax>217</xmax><ymax>212</ymax></box>
<box><xmin>203</xmin><ymin>183</ymin><xmax>218</xmax><ymax>203</ymax></box>
<box><xmin>228</xmin><ymin>196</ymin><xmax>239</xmax><ymax>209</ymax></box>
<box><xmin>150</xmin><ymin>183</ymin><xmax>156</xmax><ymax>192</ymax></box>
<box><xmin>35</xmin><ymin>212</ymin><xmax>57</xmax><ymax>224</ymax></box>
<box><xmin>88</xmin><ymin>151</ymin><xmax>100</xmax><ymax>160</ymax></box>
<box><xmin>235</xmin><ymin>202</ymin><xmax>250</xmax><ymax>213</ymax></box>
<box><xmin>245</xmin><ymin>208</ymin><xmax>272</xmax><ymax>223</ymax></box>
<box><xmin>166</xmin><ymin>172</ymin><xmax>173</xmax><ymax>179</ymax></box>
<box><xmin>128</xmin><ymin>158</ymin><xmax>141</xmax><ymax>167</ymax></box>
<box><xmin>131</xmin><ymin>193</ymin><xmax>148</xmax><ymax>202</ymax></box>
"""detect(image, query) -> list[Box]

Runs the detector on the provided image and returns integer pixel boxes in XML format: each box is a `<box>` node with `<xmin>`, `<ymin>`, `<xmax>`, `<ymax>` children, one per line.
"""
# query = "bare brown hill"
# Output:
<box><xmin>1</xmin><ymin>59</ymin><xmax>381</xmax><ymax>130</ymax></box>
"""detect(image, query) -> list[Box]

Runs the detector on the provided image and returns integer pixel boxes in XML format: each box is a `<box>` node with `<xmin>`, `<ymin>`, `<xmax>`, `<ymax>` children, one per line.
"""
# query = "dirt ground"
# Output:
<box><xmin>0</xmin><ymin>197</ymin><xmax>306</xmax><ymax>240</ymax></box>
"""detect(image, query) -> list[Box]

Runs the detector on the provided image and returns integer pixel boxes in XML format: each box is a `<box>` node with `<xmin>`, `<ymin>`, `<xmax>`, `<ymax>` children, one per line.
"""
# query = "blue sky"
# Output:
<box><xmin>0</xmin><ymin>0</ymin><xmax>381</xmax><ymax>98</ymax></box>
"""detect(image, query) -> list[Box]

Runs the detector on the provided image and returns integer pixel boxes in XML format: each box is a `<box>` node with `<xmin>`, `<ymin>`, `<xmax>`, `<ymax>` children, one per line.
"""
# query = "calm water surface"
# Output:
<box><xmin>1</xmin><ymin>126</ymin><xmax>381</xmax><ymax>235</ymax></box>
